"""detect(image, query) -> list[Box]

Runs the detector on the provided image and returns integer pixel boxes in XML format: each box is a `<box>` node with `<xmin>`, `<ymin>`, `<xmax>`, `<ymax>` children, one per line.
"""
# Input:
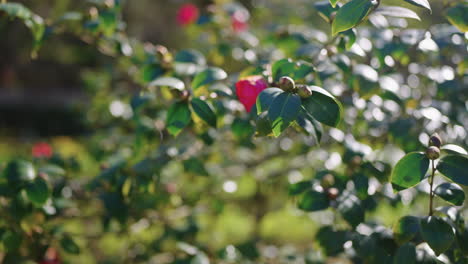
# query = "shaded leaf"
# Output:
<box><xmin>268</xmin><ymin>92</ymin><xmax>301</xmax><ymax>137</ymax></box>
<box><xmin>391</xmin><ymin>152</ymin><xmax>429</xmax><ymax>191</ymax></box>
<box><xmin>190</xmin><ymin>98</ymin><xmax>217</xmax><ymax>127</ymax></box>
<box><xmin>332</xmin><ymin>0</ymin><xmax>375</xmax><ymax>35</ymax></box>
<box><xmin>420</xmin><ymin>216</ymin><xmax>455</xmax><ymax>256</ymax></box>
<box><xmin>298</xmin><ymin>190</ymin><xmax>329</xmax><ymax>211</ymax></box>
<box><xmin>192</xmin><ymin>67</ymin><xmax>227</xmax><ymax>90</ymax></box>
<box><xmin>434</xmin><ymin>182</ymin><xmax>465</xmax><ymax>206</ymax></box>
<box><xmin>394</xmin><ymin>243</ymin><xmax>416</xmax><ymax>264</ymax></box>
<box><xmin>393</xmin><ymin>216</ymin><xmax>420</xmax><ymax>245</ymax></box>
<box><xmin>25</xmin><ymin>177</ymin><xmax>49</xmax><ymax>206</ymax></box>
<box><xmin>256</xmin><ymin>88</ymin><xmax>284</xmax><ymax>114</ymax></box>
<box><xmin>437</xmin><ymin>155</ymin><xmax>468</xmax><ymax>185</ymax></box>
<box><xmin>61</xmin><ymin>235</ymin><xmax>80</xmax><ymax>254</ymax></box>
<box><xmin>166</xmin><ymin>102</ymin><xmax>191</xmax><ymax>136</ymax></box>
<box><xmin>446</xmin><ymin>2</ymin><xmax>468</xmax><ymax>32</ymax></box>
<box><xmin>302</xmin><ymin>86</ymin><xmax>343</xmax><ymax>127</ymax></box>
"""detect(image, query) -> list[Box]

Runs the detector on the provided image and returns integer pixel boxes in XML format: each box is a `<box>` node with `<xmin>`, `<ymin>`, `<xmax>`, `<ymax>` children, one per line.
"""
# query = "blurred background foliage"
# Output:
<box><xmin>0</xmin><ymin>0</ymin><xmax>467</xmax><ymax>263</ymax></box>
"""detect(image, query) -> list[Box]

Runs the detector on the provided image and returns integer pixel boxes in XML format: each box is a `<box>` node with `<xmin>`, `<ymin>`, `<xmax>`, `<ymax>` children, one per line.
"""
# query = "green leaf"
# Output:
<box><xmin>301</xmin><ymin>86</ymin><xmax>343</xmax><ymax>127</ymax></box>
<box><xmin>256</xmin><ymin>88</ymin><xmax>284</xmax><ymax>114</ymax></box>
<box><xmin>314</xmin><ymin>1</ymin><xmax>340</xmax><ymax>23</ymax></box>
<box><xmin>456</xmin><ymin>226</ymin><xmax>468</xmax><ymax>255</ymax></box>
<box><xmin>166</xmin><ymin>102</ymin><xmax>192</xmax><ymax>136</ymax></box>
<box><xmin>174</xmin><ymin>49</ymin><xmax>206</xmax><ymax>75</ymax></box>
<box><xmin>38</xmin><ymin>165</ymin><xmax>65</xmax><ymax>177</ymax></box>
<box><xmin>393</xmin><ymin>243</ymin><xmax>416</xmax><ymax>264</ymax></box>
<box><xmin>393</xmin><ymin>216</ymin><xmax>420</xmax><ymax>245</ymax></box>
<box><xmin>296</xmin><ymin>108</ymin><xmax>323</xmax><ymax>142</ymax></box>
<box><xmin>391</xmin><ymin>152</ymin><xmax>429</xmax><ymax>191</ymax></box>
<box><xmin>298</xmin><ymin>190</ymin><xmax>330</xmax><ymax>211</ymax></box>
<box><xmin>271</xmin><ymin>59</ymin><xmax>314</xmax><ymax>82</ymax></box>
<box><xmin>149</xmin><ymin>77</ymin><xmax>185</xmax><ymax>91</ymax></box>
<box><xmin>183</xmin><ymin>158</ymin><xmax>209</xmax><ymax>176</ymax></box>
<box><xmin>374</xmin><ymin>6</ymin><xmax>421</xmax><ymax>21</ymax></box>
<box><xmin>332</xmin><ymin>0</ymin><xmax>375</xmax><ymax>35</ymax></box>
<box><xmin>420</xmin><ymin>216</ymin><xmax>455</xmax><ymax>256</ymax></box>
<box><xmin>268</xmin><ymin>93</ymin><xmax>301</xmax><ymax>137</ymax></box>
<box><xmin>61</xmin><ymin>235</ymin><xmax>81</xmax><ymax>254</ymax></box>
<box><xmin>2</xmin><ymin>230</ymin><xmax>22</xmax><ymax>251</ymax></box>
<box><xmin>337</xmin><ymin>193</ymin><xmax>364</xmax><ymax>228</ymax></box>
<box><xmin>329</xmin><ymin>0</ymin><xmax>340</xmax><ymax>8</ymax></box>
<box><xmin>289</xmin><ymin>181</ymin><xmax>312</xmax><ymax>196</ymax></box>
<box><xmin>404</xmin><ymin>0</ymin><xmax>431</xmax><ymax>13</ymax></box>
<box><xmin>342</xmin><ymin>29</ymin><xmax>357</xmax><ymax>50</ymax></box>
<box><xmin>25</xmin><ymin>177</ymin><xmax>49</xmax><ymax>206</ymax></box>
<box><xmin>5</xmin><ymin>160</ymin><xmax>36</xmax><ymax>186</ymax></box>
<box><xmin>190</xmin><ymin>98</ymin><xmax>217</xmax><ymax>127</ymax></box>
<box><xmin>192</xmin><ymin>67</ymin><xmax>227</xmax><ymax>91</ymax></box>
<box><xmin>440</xmin><ymin>144</ymin><xmax>467</xmax><ymax>155</ymax></box>
<box><xmin>434</xmin><ymin>182</ymin><xmax>465</xmax><ymax>206</ymax></box>
<box><xmin>446</xmin><ymin>2</ymin><xmax>468</xmax><ymax>33</ymax></box>
<box><xmin>0</xmin><ymin>3</ymin><xmax>45</xmax><ymax>55</ymax></box>
<box><xmin>437</xmin><ymin>155</ymin><xmax>468</xmax><ymax>186</ymax></box>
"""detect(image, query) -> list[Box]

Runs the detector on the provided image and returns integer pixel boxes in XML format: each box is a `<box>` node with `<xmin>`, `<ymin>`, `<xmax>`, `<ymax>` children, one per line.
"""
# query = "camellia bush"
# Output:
<box><xmin>0</xmin><ymin>0</ymin><xmax>467</xmax><ymax>263</ymax></box>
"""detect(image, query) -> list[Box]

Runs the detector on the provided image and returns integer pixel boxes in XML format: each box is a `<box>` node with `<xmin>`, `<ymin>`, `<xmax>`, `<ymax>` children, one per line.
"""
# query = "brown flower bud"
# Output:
<box><xmin>297</xmin><ymin>84</ymin><xmax>313</xmax><ymax>98</ymax></box>
<box><xmin>279</xmin><ymin>76</ymin><xmax>295</xmax><ymax>92</ymax></box>
<box><xmin>426</xmin><ymin>146</ymin><xmax>440</xmax><ymax>160</ymax></box>
<box><xmin>428</xmin><ymin>133</ymin><xmax>442</xmax><ymax>148</ymax></box>
<box><xmin>327</xmin><ymin>187</ymin><xmax>339</xmax><ymax>200</ymax></box>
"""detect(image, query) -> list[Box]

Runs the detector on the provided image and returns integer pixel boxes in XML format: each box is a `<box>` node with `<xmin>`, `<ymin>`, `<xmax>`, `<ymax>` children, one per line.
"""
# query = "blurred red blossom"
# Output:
<box><xmin>32</xmin><ymin>142</ymin><xmax>53</xmax><ymax>158</ymax></box>
<box><xmin>176</xmin><ymin>3</ymin><xmax>199</xmax><ymax>26</ymax></box>
<box><xmin>235</xmin><ymin>75</ymin><xmax>268</xmax><ymax>112</ymax></box>
<box><xmin>231</xmin><ymin>10</ymin><xmax>249</xmax><ymax>33</ymax></box>
<box><xmin>38</xmin><ymin>247</ymin><xmax>61</xmax><ymax>264</ymax></box>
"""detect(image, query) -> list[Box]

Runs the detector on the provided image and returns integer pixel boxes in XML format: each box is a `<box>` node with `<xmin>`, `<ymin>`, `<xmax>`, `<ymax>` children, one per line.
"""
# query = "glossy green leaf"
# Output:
<box><xmin>271</xmin><ymin>59</ymin><xmax>314</xmax><ymax>82</ymax></box>
<box><xmin>332</xmin><ymin>0</ymin><xmax>375</xmax><ymax>35</ymax></box>
<box><xmin>61</xmin><ymin>235</ymin><xmax>80</xmax><ymax>254</ymax></box>
<box><xmin>375</xmin><ymin>6</ymin><xmax>421</xmax><ymax>21</ymax></box>
<box><xmin>25</xmin><ymin>177</ymin><xmax>49</xmax><ymax>206</ymax></box>
<box><xmin>404</xmin><ymin>0</ymin><xmax>431</xmax><ymax>13</ymax></box>
<box><xmin>434</xmin><ymin>182</ymin><xmax>465</xmax><ymax>206</ymax></box>
<box><xmin>289</xmin><ymin>181</ymin><xmax>312</xmax><ymax>196</ymax></box>
<box><xmin>314</xmin><ymin>1</ymin><xmax>340</xmax><ymax>23</ymax></box>
<box><xmin>268</xmin><ymin>92</ymin><xmax>301</xmax><ymax>137</ymax></box>
<box><xmin>391</xmin><ymin>152</ymin><xmax>429</xmax><ymax>191</ymax></box>
<box><xmin>393</xmin><ymin>216</ymin><xmax>421</xmax><ymax>245</ymax></box>
<box><xmin>329</xmin><ymin>0</ymin><xmax>340</xmax><ymax>8</ymax></box>
<box><xmin>440</xmin><ymin>144</ymin><xmax>467</xmax><ymax>155</ymax></box>
<box><xmin>446</xmin><ymin>2</ymin><xmax>468</xmax><ymax>33</ymax></box>
<box><xmin>190</xmin><ymin>98</ymin><xmax>217</xmax><ymax>127</ymax></box>
<box><xmin>256</xmin><ymin>88</ymin><xmax>284</xmax><ymax>114</ymax></box>
<box><xmin>296</xmin><ymin>108</ymin><xmax>323</xmax><ymax>142</ymax></box>
<box><xmin>437</xmin><ymin>155</ymin><xmax>468</xmax><ymax>185</ymax></box>
<box><xmin>298</xmin><ymin>190</ymin><xmax>330</xmax><ymax>211</ymax></box>
<box><xmin>166</xmin><ymin>102</ymin><xmax>191</xmax><ymax>136</ymax></box>
<box><xmin>337</xmin><ymin>193</ymin><xmax>364</xmax><ymax>228</ymax></box>
<box><xmin>420</xmin><ymin>216</ymin><xmax>455</xmax><ymax>256</ymax></box>
<box><xmin>175</xmin><ymin>49</ymin><xmax>206</xmax><ymax>65</ymax></box>
<box><xmin>393</xmin><ymin>243</ymin><xmax>416</xmax><ymax>264</ymax></box>
<box><xmin>5</xmin><ymin>160</ymin><xmax>36</xmax><ymax>185</ymax></box>
<box><xmin>149</xmin><ymin>77</ymin><xmax>185</xmax><ymax>91</ymax></box>
<box><xmin>192</xmin><ymin>67</ymin><xmax>227</xmax><ymax>90</ymax></box>
<box><xmin>302</xmin><ymin>86</ymin><xmax>343</xmax><ymax>127</ymax></box>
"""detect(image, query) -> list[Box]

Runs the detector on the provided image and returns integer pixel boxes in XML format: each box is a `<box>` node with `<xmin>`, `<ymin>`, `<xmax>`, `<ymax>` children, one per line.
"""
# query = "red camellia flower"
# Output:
<box><xmin>32</xmin><ymin>142</ymin><xmax>53</xmax><ymax>158</ymax></box>
<box><xmin>39</xmin><ymin>247</ymin><xmax>61</xmax><ymax>264</ymax></box>
<box><xmin>231</xmin><ymin>10</ymin><xmax>249</xmax><ymax>33</ymax></box>
<box><xmin>176</xmin><ymin>3</ymin><xmax>199</xmax><ymax>26</ymax></box>
<box><xmin>235</xmin><ymin>75</ymin><xmax>268</xmax><ymax>112</ymax></box>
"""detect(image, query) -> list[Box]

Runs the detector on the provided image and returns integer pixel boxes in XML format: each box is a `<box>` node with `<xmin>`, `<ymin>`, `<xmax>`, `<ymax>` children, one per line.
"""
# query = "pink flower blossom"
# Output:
<box><xmin>235</xmin><ymin>75</ymin><xmax>268</xmax><ymax>112</ymax></box>
<box><xmin>177</xmin><ymin>3</ymin><xmax>199</xmax><ymax>26</ymax></box>
<box><xmin>32</xmin><ymin>142</ymin><xmax>53</xmax><ymax>158</ymax></box>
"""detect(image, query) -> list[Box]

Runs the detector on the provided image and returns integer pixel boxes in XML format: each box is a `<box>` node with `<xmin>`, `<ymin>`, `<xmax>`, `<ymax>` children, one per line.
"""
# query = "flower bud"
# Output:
<box><xmin>426</xmin><ymin>146</ymin><xmax>440</xmax><ymax>160</ymax></box>
<box><xmin>297</xmin><ymin>85</ymin><xmax>313</xmax><ymax>98</ymax></box>
<box><xmin>279</xmin><ymin>76</ymin><xmax>295</xmax><ymax>92</ymax></box>
<box><xmin>327</xmin><ymin>187</ymin><xmax>339</xmax><ymax>200</ymax></box>
<box><xmin>321</xmin><ymin>174</ymin><xmax>335</xmax><ymax>188</ymax></box>
<box><xmin>428</xmin><ymin>133</ymin><xmax>442</xmax><ymax>148</ymax></box>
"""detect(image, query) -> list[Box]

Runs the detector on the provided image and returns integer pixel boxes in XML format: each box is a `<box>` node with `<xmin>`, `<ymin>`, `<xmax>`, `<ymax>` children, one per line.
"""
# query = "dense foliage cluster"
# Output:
<box><xmin>0</xmin><ymin>0</ymin><xmax>467</xmax><ymax>263</ymax></box>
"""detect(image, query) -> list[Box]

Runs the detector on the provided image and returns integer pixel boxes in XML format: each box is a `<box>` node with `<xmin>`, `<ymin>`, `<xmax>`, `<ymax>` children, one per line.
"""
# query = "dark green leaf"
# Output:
<box><xmin>456</xmin><ymin>226</ymin><xmax>468</xmax><ymax>255</ymax></box>
<box><xmin>190</xmin><ymin>98</ymin><xmax>217</xmax><ymax>127</ymax></box>
<box><xmin>314</xmin><ymin>1</ymin><xmax>340</xmax><ymax>23</ymax></box>
<box><xmin>166</xmin><ymin>102</ymin><xmax>191</xmax><ymax>136</ymax></box>
<box><xmin>337</xmin><ymin>193</ymin><xmax>364</xmax><ymax>228</ymax></box>
<box><xmin>256</xmin><ymin>88</ymin><xmax>284</xmax><ymax>114</ymax></box>
<box><xmin>5</xmin><ymin>160</ymin><xmax>36</xmax><ymax>186</ymax></box>
<box><xmin>437</xmin><ymin>155</ymin><xmax>468</xmax><ymax>186</ymax></box>
<box><xmin>375</xmin><ymin>6</ymin><xmax>421</xmax><ymax>21</ymax></box>
<box><xmin>302</xmin><ymin>86</ymin><xmax>343</xmax><ymax>127</ymax></box>
<box><xmin>175</xmin><ymin>49</ymin><xmax>206</xmax><ymax>65</ymax></box>
<box><xmin>61</xmin><ymin>235</ymin><xmax>80</xmax><ymax>254</ymax></box>
<box><xmin>434</xmin><ymin>182</ymin><xmax>465</xmax><ymax>206</ymax></box>
<box><xmin>296</xmin><ymin>108</ymin><xmax>323</xmax><ymax>142</ymax></box>
<box><xmin>183</xmin><ymin>158</ymin><xmax>209</xmax><ymax>176</ymax></box>
<box><xmin>404</xmin><ymin>0</ymin><xmax>431</xmax><ymax>13</ymax></box>
<box><xmin>298</xmin><ymin>190</ymin><xmax>330</xmax><ymax>211</ymax></box>
<box><xmin>192</xmin><ymin>67</ymin><xmax>227</xmax><ymax>90</ymax></box>
<box><xmin>271</xmin><ymin>59</ymin><xmax>314</xmax><ymax>82</ymax></box>
<box><xmin>393</xmin><ymin>216</ymin><xmax>420</xmax><ymax>245</ymax></box>
<box><xmin>255</xmin><ymin>113</ymin><xmax>272</xmax><ymax>137</ymax></box>
<box><xmin>446</xmin><ymin>2</ymin><xmax>468</xmax><ymax>32</ymax></box>
<box><xmin>332</xmin><ymin>0</ymin><xmax>375</xmax><ymax>35</ymax></box>
<box><xmin>394</xmin><ymin>243</ymin><xmax>416</xmax><ymax>264</ymax></box>
<box><xmin>268</xmin><ymin>92</ymin><xmax>302</xmax><ymax>137</ymax></box>
<box><xmin>231</xmin><ymin>118</ymin><xmax>254</xmax><ymax>139</ymax></box>
<box><xmin>391</xmin><ymin>152</ymin><xmax>429</xmax><ymax>191</ymax></box>
<box><xmin>149</xmin><ymin>77</ymin><xmax>185</xmax><ymax>91</ymax></box>
<box><xmin>289</xmin><ymin>181</ymin><xmax>312</xmax><ymax>196</ymax></box>
<box><xmin>420</xmin><ymin>216</ymin><xmax>455</xmax><ymax>256</ymax></box>
<box><xmin>25</xmin><ymin>177</ymin><xmax>49</xmax><ymax>206</ymax></box>
<box><xmin>2</xmin><ymin>230</ymin><xmax>22</xmax><ymax>251</ymax></box>
<box><xmin>440</xmin><ymin>144</ymin><xmax>467</xmax><ymax>156</ymax></box>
